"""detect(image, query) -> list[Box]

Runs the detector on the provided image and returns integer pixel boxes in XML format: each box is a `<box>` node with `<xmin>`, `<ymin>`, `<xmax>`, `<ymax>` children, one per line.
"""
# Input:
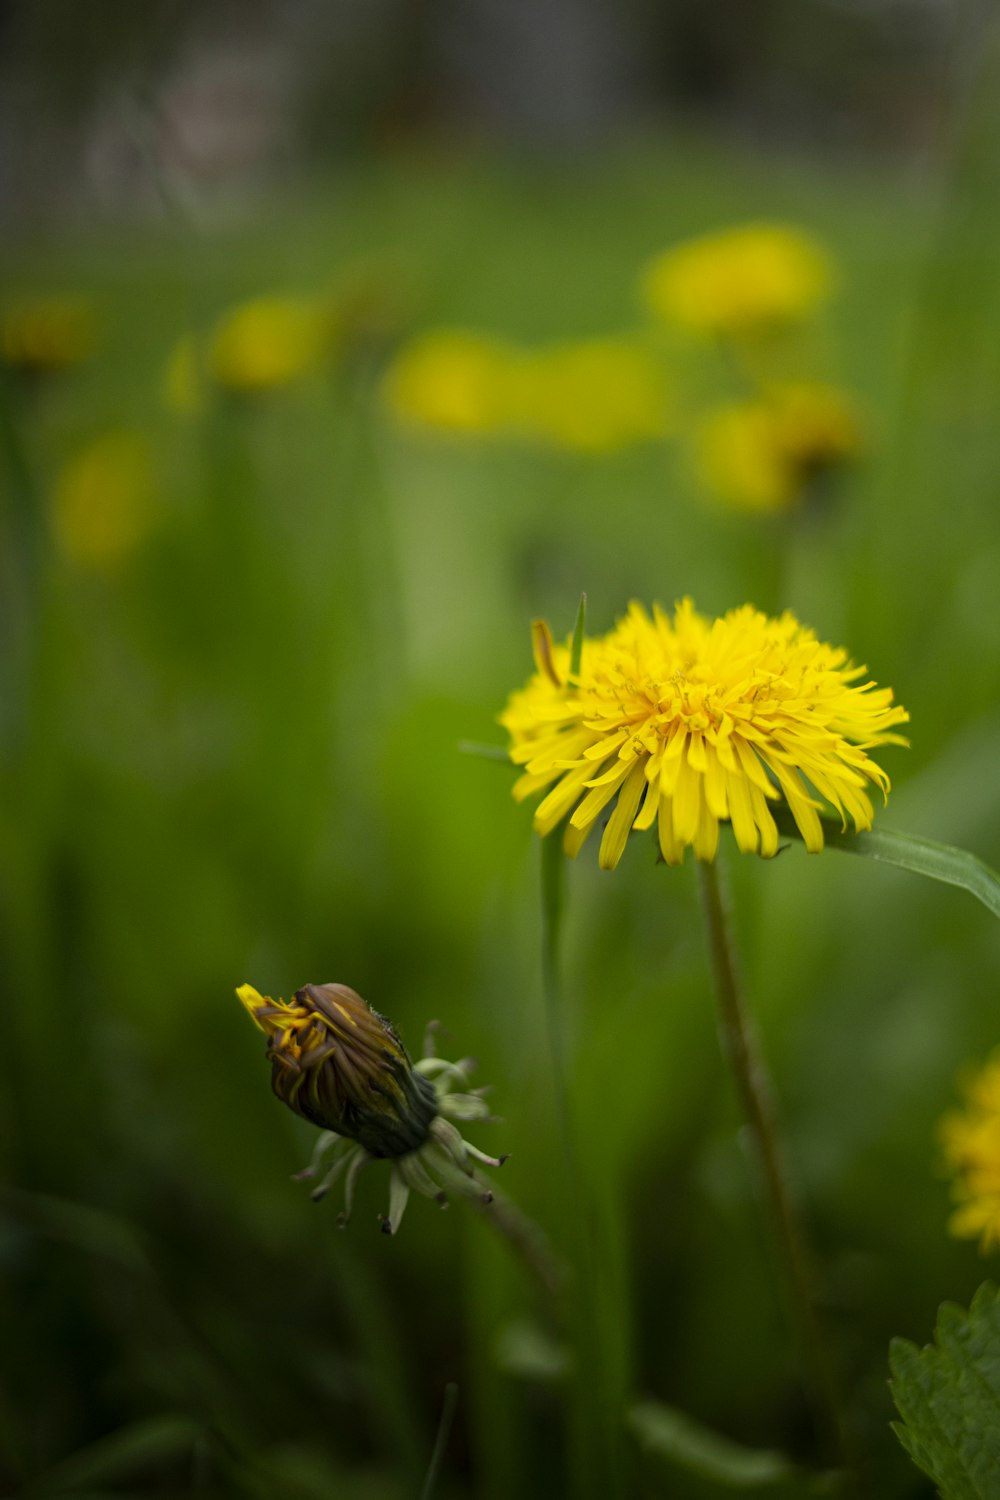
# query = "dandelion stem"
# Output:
<box><xmin>419</xmin><ymin>1382</ymin><xmax>458</xmax><ymax>1500</ymax></box>
<box><xmin>540</xmin><ymin>831</ymin><xmax>627</xmax><ymax>1500</ymax></box>
<box><xmin>476</xmin><ymin>1183</ymin><xmax>569</xmax><ymax>1304</ymax></box>
<box><xmin>696</xmin><ymin>856</ymin><xmax>848</xmax><ymax>1475</ymax></box>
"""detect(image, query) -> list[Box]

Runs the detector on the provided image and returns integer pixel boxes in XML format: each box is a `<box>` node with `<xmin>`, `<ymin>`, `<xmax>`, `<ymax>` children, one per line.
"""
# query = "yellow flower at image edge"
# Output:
<box><xmin>642</xmin><ymin>223</ymin><xmax>832</xmax><ymax>338</ymax></box>
<box><xmin>940</xmin><ymin>1052</ymin><xmax>1000</xmax><ymax>1252</ymax></box>
<box><xmin>500</xmin><ymin>600</ymin><xmax>908</xmax><ymax>868</ymax></box>
<box><xmin>2</xmin><ymin>295</ymin><xmax>96</xmax><ymax>373</ymax></box>
<box><xmin>237</xmin><ymin>982</ymin><xmax>505</xmax><ymax>1234</ymax></box>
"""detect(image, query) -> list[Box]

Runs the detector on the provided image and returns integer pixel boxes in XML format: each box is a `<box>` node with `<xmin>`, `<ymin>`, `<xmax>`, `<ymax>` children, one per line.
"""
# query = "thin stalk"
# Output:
<box><xmin>539</xmin><ymin>830</ymin><xmax>627</xmax><ymax>1500</ymax></box>
<box><xmin>476</xmin><ymin>1183</ymin><xmax>568</xmax><ymax>1304</ymax></box>
<box><xmin>696</xmin><ymin>857</ymin><xmax>849</xmax><ymax>1476</ymax></box>
<box><xmin>419</xmin><ymin>1382</ymin><xmax>459</xmax><ymax>1500</ymax></box>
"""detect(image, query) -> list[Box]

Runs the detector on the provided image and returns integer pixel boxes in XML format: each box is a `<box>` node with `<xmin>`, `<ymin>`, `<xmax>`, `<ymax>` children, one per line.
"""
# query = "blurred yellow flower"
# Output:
<box><xmin>642</xmin><ymin>223</ymin><xmax>833</xmax><ymax>338</ymax></box>
<box><xmin>940</xmin><ymin>1051</ymin><xmax>1000</xmax><ymax>1252</ymax></box>
<box><xmin>515</xmin><ymin>339</ymin><xmax>668</xmax><ymax>453</ymax></box>
<box><xmin>696</xmin><ymin>383</ymin><xmax>863</xmax><ymax>513</ymax></box>
<box><xmin>52</xmin><ymin>431</ymin><xmax>157</xmax><ymax>569</ymax></box>
<box><xmin>207</xmin><ymin>295</ymin><xmax>331</xmax><ymax>393</ymax></box>
<box><xmin>500</xmin><ymin>599</ymin><xmax>907</xmax><ymax>868</ymax></box>
<box><xmin>382</xmin><ymin>329</ymin><xmax>519</xmax><ymax>434</ymax></box>
<box><xmin>384</xmin><ymin>330</ymin><xmax>668</xmax><ymax>452</ymax></box>
<box><xmin>2</xmin><ymin>296</ymin><xmax>96</xmax><ymax>374</ymax></box>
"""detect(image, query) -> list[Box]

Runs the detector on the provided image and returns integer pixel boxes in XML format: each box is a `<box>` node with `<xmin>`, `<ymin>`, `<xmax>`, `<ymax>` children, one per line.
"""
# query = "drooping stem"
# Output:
<box><xmin>476</xmin><ymin>1181</ymin><xmax>569</xmax><ymax>1304</ymax></box>
<box><xmin>696</xmin><ymin>856</ymin><xmax>849</xmax><ymax>1474</ymax></box>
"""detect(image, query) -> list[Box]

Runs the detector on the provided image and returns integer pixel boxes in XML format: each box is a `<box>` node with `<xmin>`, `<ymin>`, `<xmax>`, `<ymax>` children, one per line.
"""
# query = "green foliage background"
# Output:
<box><xmin>3</xmin><ymin>120</ymin><xmax>1000</xmax><ymax>1498</ymax></box>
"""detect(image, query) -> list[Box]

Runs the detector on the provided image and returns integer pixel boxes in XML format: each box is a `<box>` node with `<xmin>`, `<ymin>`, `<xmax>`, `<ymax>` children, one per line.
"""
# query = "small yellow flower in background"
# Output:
<box><xmin>2</xmin><ymin>296</ymin><xmax>96</xmax><ymax>374</ymax></box>
<box><xmin>500</xmin><ymin>599</ymin><xmax>907</xmax><ymax>868</ymax></box>
<box><xmin>642</xmin><ymin>223</ymin><xmax>833</xmax><ymax>339</ymax></box>
<box><xmin>384</xmin><ymin>329</ymin><xmax>668</xmax><ymax>452</ymax></box>
<box><xmin>237</xmin><ymin>982</ymin><xmax>505</xmax><ymax>1234</ymax></box>
<box><xmin>207</xmin><ymin>295</ymin><xmax>332</xmax><ymax>394</ymax></box>
<box><xmin>513</xmin><ymin>339</ymin><xmax>668</xmax><ymax>453</ymax></box>
<box><xmin>696</xmin><ymin>383</ymin><xmax>863</xmax><ymax>514</ymax></box>
<box><xmin>940</xmin><ymin>1051</ymin><xmax>1000</xmax><ymax>1252</ymax></box>
<box><xmin>382</xmin><ymin>328</ymin><xmax>519</xmax><ymax>434</ymax></box>
<box><xmin>52</xmin><ymin>431</ymin><xmax>158</xmax><ymax>570</ymax></box>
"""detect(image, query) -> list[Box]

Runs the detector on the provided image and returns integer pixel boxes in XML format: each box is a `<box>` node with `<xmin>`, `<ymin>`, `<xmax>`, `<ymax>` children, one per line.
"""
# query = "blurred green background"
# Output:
<box><xmin>3</xmin><ymin>4</ymin><xmax>1000</xmax><ymax>1497</ymax></box>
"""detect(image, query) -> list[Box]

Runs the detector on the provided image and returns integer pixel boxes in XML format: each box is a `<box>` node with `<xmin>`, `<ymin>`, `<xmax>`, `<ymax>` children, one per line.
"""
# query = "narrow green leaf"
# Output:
<box><xmin>772</xmin><ymin>808</ymin><xmax>1000</xmax><ymax>920</ymax></box>
<box><xmin>889</xmin><ymin>1282</ymin><xmax>1000</xmax><ymax>1498</ymax></box>
<box><xmin>23</xmin><ymin>1416</ymin><xmax>202</xmax><ymax>1495</ymax></box>
<box><xmin>570</xmin><ymin>591</ymin><xmax>587</xmax><ymax>678</ymax></box>
<box><xmin>629</xmin><ymin>1399</ymin><xmax>797</xmax><ymax>1488</ymax></box>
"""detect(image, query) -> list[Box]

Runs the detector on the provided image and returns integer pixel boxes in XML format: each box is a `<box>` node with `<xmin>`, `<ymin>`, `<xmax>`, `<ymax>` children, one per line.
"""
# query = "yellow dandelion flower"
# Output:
<box><xmin>208</xmin><ymin>295</ymin><xmax>330</xmax><ymax>393</ymax></box>
<box><xmin>513</xmin><ymin>339</ymin><xmax>669</xmax><ymax>453</ymax></box>
<box><xmin>238</xmin><ymin>983</ymin><xmax>505</xmax><ymax>1234</ymax></box>
<box><xmin>697</xmin><ymin>383</ymin><xmax>863</xmax><ymax>513</ymax></box>
<box><xmin>2</xmin><ymin>296</ymin><xmax>96</xmax><ymax>374</ymax></box>
<box><xmin>381</xmin><ymin>328</ymin><xmax>519</xmax><ymax>434</ymax></box>
<box><xmin>500</xmin><ymin>599</ymin><xmax>908</xmax><ymax>869</ymax></box>
<box><xmin>51</xmin><ymin>431</ymin><xmax>157</xmax><ymax>570</ymax></box>
<box><xmin>940</xmin><ymin>1051</ymin><xmax>1000</xmax><ymax>1252</ymax></box>
<box><xmin>642</xmin><ymin>223</ymin><xmax>833</xmax><ymax>339</ymax></box>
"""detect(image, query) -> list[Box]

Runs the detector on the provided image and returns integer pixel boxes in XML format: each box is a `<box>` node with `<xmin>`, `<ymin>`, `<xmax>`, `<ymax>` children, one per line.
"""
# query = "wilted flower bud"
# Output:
<box><xmin>237</xmin><ymin>982</ymin><xmax>506</xmax><ymax>1234</ymax></box>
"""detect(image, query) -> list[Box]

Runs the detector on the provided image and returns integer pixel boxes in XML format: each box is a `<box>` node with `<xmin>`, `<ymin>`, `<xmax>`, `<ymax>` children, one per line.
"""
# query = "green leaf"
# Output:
<box><xmin>628</xmin><ymin>1399</ymin><xmax>797</xmax><ymax>1488</ymax></box>
<box><xmin>772</xmin><ymin>808</ymin><xmax>1000</xmax><ymax>921</ymax></box>
<box><xmin>570</xmin><ymin>591</ymin><xmax>587</xmax><ymax>679</ymax></box>
<box><xmin>23</xmin><ymin>1415</ymin><xmax>202</xmax><ymax>1495</ymax></box>
<box><xmin>889</xmin><ymin>1282</ymin><xmax>1000</xmax><ymax>1497</ymax></box>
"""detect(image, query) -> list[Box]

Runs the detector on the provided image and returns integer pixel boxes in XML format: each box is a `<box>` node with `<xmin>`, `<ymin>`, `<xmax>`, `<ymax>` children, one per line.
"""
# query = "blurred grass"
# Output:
<box><xmin>2</xmin><ymin>129</ymin><xmax>1000</xmax><ymax>1499</ymax></box>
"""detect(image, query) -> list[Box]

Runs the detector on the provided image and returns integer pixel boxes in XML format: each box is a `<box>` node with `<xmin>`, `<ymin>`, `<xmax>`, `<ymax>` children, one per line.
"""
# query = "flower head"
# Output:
<box><xmin>696</xmin><ymin>384</ymin><xmax>863</xmax><ymax>513</ymax></box>
<box><xmin>52</xmin><ymin>430</ymin><xmax>158</xmax><ymax>570</ymax></box>
<box><xmin>512</xmin><ymin>338</ymin><xmax>668</xmax><ymax>453</ymax></box>
<box><xmin>381</xmin><ymin>329</ymin><xmax>518</xmax><ymax>435</ymax></box>
<box><xmin>2</xmin><ymin>296</ymin><xmax>96</xmax><ymax>374</ymax></box>
<box><xmin>642</xmin><ymin>224</ymin><xmax>832</xmax><ymax>339</ymax></box>
<box><xmin>383</xmin><ymin>330</ymin><xmax>668</xmax><ymax>452</ymax></box>
<box><xmin>237</xmin><ymin>983</ymin><xmax>505</xmax><ymax>1233</ymax></box>
<box><xmin>940</xmin><ymin>1051</ymin><xmax>1000</xmax><ymax>1252</ymax></box>
<box><xmin>208</xmin><ymin>296</ymin><xmax>331</xmax><ymax>393</ymax></box>
<box><xmin>500</xmin><ymin>600</ymin><xmax>908</xmax><ymax>868</ymax></box>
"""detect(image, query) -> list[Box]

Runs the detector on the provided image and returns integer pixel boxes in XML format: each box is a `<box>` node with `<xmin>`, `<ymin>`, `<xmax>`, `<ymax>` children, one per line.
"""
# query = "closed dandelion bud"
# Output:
<box><xmin>237</xmin><ymin>983</ymin><xmax>506</xmax><ymax>1234</ymax></box>
<box><xmin>238</xmin><ymin>982</ymin><xmax>437</xmax><ymax>1157</ymax></box>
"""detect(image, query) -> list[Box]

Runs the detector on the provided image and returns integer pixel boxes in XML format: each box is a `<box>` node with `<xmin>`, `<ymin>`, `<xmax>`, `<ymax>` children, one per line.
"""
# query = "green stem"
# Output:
<box><xmin>539</xmin><ymin>831</ymin><xmax>627</xmax><ymax>1500</ymax></box>
<box><xmin>419</xmin><ymin>1382</ymin><xmax>458</xmax><ymax>1500</ymax></box>
<box><xmin>476</xmin><ymin>1182</ymin><xmax>569</xmax><ymax>1304</ymax></box>
<box><xmin>696</xmin><ymin>857</ymin><xmax>848</xmax><ymax>1475</ymax></box>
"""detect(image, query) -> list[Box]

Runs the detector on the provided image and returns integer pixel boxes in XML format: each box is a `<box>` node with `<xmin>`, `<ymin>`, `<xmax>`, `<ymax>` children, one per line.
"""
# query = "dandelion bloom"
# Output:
<box><xmin>384</xmin><ymin>330</ymin><xmax>668</xmax><ymax>453</ymax></box>
<box><xmin>208</xmin><ymin>296</ymin><xmax>330</xmax><ymax>393</ymax></box>
<box><xmin>940</xmin><ymin>1052</ymin><xmax>1000</xmax><ymax>1252</ymax></box>
<box><xmin>642</xmin><ymin>224</ymin><xmax>832</xmax><ymax>339</ymax></box>
<box><xmin>2</xmin><ymin>296</ymin><xmax>95</xmax><ymax>374</ymax></box>
<box><xmin>52</xmin><ymin>431</ymin><xmax>157</xmax><ymax>570</ymax></box>
<box><xmin>500</xmin><ymin>600</ymin><xmax>908</xmax><ymax>868</ymax></box>
<box><xmin>237</xmin><ymin>982</ymin><xmax>504</xmax><ymax>1234</ymax></box>
<box><xmin>382</xmin><ymin>329</ymin><xmax>519</xmax><ymax>435</ymax></box>
<box><xmin>513</xmin><ymin>339</ymin><xmax>669</xmax><ymax>453</ymax></box>
<box><xmin>696</xmin><ymin>383</ymin><xmax>863</xmax><ymax>513</ymax></box>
